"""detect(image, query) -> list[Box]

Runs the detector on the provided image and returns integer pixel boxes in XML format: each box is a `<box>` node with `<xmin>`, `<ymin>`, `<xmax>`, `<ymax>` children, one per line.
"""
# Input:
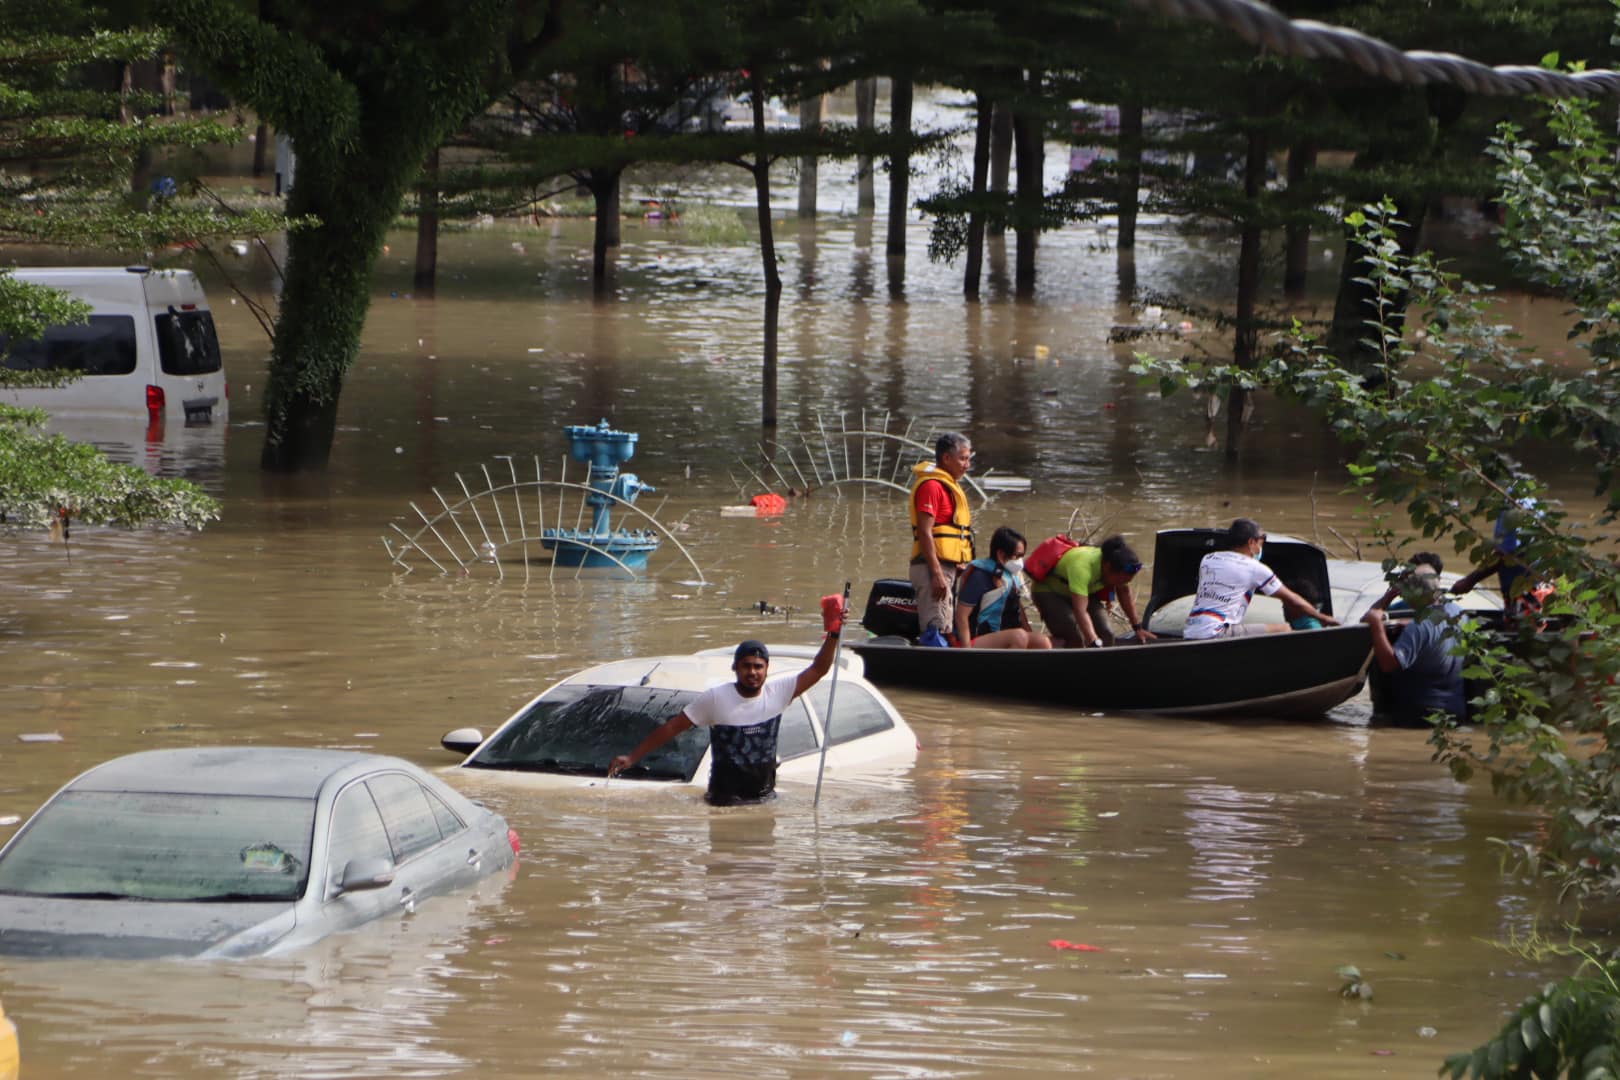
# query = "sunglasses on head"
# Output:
<box><xmin>1121</xmin><ymin>561</ymin><xmax>1143</xmax><ymax>574</ymax></box>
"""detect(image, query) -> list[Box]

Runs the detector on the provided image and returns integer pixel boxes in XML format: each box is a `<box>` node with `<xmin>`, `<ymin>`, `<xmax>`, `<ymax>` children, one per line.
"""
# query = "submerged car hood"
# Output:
<box><xmin>0</xmin><ymin>895</ymin><xmax>296</xmax><ymax>959</ymax></box>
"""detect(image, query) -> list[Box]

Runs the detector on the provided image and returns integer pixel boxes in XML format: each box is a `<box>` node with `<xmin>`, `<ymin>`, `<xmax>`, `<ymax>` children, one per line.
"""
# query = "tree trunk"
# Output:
<box><xmin>1284</xmin><ymin>144</ymin><xmax>1316</xmax><ymax>297</ymax></box>
<box><xmin>412</xmin><ymin>147</ymin><xmax>440</xmax><ymax>295</ymax></box>
<box><xmin>797</xmin><ymin>79</ymin><xmax>824</xmax><ymax>218</ymax></box>
<box><xmin>1011</xmin><ymin>70</ymin><xmax>1044</xmax><ymax>299</ymax></box>
<box><xmin>1328</xmin><ymin>198</ymin><xmax>1426</xmax><ymax>369</ymax></box>
<box><xmin>989</xmin><ymin>101</ymin><xmax>1013</xmax><ymax>237</ymax></box>
<box><xmin>1226</xmin><ymin>128</ymin><xmax>1268</xmax><ymax>459</ymax></box>
<box><xmin>1116</xmin><ymin>96</ymin><xmax>1143</xmax><ymax>251</ymax></box>
<box><xmin>260</xmin><ymin>149</ymin><xmax>419</xmax><ymax>471</ymax></box>
<box><xmin>591</xmin><ymin>168</ymin><xmax>622</xmax><ymax>291</ymax></box>
<box><xmin>885</xmin><ymin>76</ymin><xmax>913</xmax><ymax>261</ymax></box>
<box><xmin>252</xmin><ymin>121</ymin><xmax>269</xmax><ymax>177</ymax></box>
<box><xmin>964</xmin><ymin>93</ymin><xmax>992</xmax><ymax>299</ymax></box>
<box><xmin>855</xmin><ymin>77</ymin><xmax>877</xmax><ymax>212</ymax></box>
<box><xmin>751</xmin><ymin>68</ymin><xmax>782</xmax><ymax>427</ymax></box>
<box><xmin>121</xmin><ymin>62</ymin><xmax>157</xmax><ymax>196</ymax></box>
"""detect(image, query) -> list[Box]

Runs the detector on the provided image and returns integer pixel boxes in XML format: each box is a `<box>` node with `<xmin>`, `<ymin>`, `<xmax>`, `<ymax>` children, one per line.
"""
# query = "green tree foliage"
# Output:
<box><xmin>159</xmin><ymin>0</ymin><xmax>561</xmax><ymax>472</ymax></box>
<box><xmin>1123</xmin><ymin>51</ymin><xmax>1620</xmax><ymax>1078</ymax></box>
<box><xmin>1136</xmin><ymin>67</ymin><xmax>1620</xmax><ymax>869</ymax></box>
<box><xmin>0</xmin><ymin>0</ymin><xmax>254</xmax><ymax>531</ymax></box>
<box><xmin>1442</xmin><ymin>933</ymin><xmax>1620</xmax><ymax>1078</ymax></box>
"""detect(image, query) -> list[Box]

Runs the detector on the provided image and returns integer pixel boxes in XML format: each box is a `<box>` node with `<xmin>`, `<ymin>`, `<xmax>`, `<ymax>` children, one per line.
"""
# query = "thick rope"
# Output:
<box><xmin>1132</xmin><ymin>0</ymin><xmax>1620</xmax><ymax>99</ymax></box>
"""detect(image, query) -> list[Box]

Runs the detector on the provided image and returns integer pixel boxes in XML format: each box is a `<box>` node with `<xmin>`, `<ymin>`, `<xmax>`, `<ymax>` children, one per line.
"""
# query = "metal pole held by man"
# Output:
<box><xmin>813</xmin><ymin>582</ymin><xmax>852</xmax><ymax>809</ymax></box>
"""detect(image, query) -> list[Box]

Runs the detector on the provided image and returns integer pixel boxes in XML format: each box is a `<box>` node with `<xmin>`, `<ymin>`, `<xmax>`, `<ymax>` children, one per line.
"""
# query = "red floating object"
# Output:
<box><xmin>750</xmin><ymin>493</ymin><xmax>788</xmax><ymax>515</ymax></box>
<box><xmin>1048</xmin><ymin>940</ymin><xmax>1102</xmax><ymax>952</ymax></box>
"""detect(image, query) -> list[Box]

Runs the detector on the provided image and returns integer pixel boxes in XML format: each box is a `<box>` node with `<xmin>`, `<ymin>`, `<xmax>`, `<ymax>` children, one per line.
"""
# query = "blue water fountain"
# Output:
<box><xmin>540</xmin><ymin>419</ymin><xmax>661</xmax><ymax>569</ymax></box>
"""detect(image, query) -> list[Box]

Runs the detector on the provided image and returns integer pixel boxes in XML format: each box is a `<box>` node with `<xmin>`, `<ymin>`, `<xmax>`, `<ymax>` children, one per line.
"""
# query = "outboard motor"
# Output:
<box><xmin>862</xmin><ymin>579</ymin><xmax>920</xmax><ymax>639</ymax></box>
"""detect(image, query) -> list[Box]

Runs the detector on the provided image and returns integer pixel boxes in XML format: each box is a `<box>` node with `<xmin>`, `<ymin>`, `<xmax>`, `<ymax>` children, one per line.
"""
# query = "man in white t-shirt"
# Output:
<box><xmin>1184</xmin><ymin>519</ymin><xmax>1337</xmax><ymax>640</ymax></box>
<box><xmin>607</xmin><ymin>602</ymin><xmax>844</xmax><ymax>804</ymax></box>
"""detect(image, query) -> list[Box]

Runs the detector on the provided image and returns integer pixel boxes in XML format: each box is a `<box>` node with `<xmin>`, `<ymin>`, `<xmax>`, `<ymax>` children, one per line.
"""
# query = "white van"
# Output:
<box><xmin>0</xmin><ymin>267</ymin><xmax>228</xmax><ymax>428</ymax></box>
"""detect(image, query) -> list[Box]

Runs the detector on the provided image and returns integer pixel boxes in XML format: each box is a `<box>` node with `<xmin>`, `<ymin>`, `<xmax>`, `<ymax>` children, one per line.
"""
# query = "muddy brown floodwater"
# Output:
<box><xmin>0</xmin><ymin>180</ymin><xmax>1602</xmax><ymax>1077</ymax></box>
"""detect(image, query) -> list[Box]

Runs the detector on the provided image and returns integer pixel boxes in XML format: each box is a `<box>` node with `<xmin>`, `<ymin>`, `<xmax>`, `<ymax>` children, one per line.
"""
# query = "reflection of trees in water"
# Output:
<box><xmin>387</xmin><ymin>575</ymin><xmax>661</xmax><ymax>661</ymax></box>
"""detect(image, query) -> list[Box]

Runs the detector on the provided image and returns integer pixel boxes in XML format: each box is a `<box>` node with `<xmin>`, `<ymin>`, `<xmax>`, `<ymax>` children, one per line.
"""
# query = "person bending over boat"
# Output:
<box><xmin>1361</xmin><ymin>564</ymin><xmax>1466</xmax><ymax>726</ymax></box>
<box><xmin>909</xmin><ymin>432</ymin><xmax>976</xmax><ymax>648</ymax></box>
<box><xmin>954</xmin><ymin>526</ymin><xmax>1052</xmax><ymax>650</ymax></box>
<box><xmin>1031</xmin><ymin>534</ymin><xmax>1155</xmax><ymax>648</ymax></box>
<box><xmin>606</xmin><ymin>598</ymin><xmax>845</xmax><ymax>805</ymax></box>
<box><xmin>1184</xmin><ymin>519</ymin><xmax>1336</xmax><ymax>639</ymax></box>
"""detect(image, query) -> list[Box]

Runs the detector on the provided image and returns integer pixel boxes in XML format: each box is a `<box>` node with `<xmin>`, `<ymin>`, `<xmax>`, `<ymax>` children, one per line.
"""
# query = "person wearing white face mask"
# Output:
<box><xmin>953</xmin><ymin>526</ymin><xmax>1053</xmax><ymax>649</ymax></box>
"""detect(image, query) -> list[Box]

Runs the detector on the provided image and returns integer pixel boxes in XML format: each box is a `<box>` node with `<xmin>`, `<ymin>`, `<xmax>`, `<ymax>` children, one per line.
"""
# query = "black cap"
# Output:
<box><xmin>733</xmin><ymin>640</ymin><xmax>770</xmax><ymax>665</ymax></box>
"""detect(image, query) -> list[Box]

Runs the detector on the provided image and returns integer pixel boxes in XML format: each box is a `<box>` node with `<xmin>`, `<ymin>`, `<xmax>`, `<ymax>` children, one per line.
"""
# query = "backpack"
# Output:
<box><xmin>1025</xmin><ymin>534</ymin><xmax>1080</xmax><ymax>581</ymax></box>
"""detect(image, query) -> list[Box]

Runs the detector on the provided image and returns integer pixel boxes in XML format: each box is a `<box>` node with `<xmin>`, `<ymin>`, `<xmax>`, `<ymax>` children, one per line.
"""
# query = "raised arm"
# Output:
<box><xmin>1450</xmin><ymin>561</ymin><xmax>1498</xmax><ymax>595</ymax></box>
<box><xmin>793</xmin><ymin>622</ymin><xmax>843</xmax><ymax>699</ymax></box>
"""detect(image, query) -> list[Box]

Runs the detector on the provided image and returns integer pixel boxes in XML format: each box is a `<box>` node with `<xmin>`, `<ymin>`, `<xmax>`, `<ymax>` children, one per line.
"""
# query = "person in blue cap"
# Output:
<box><xmin>1451</xmin><ymin>499</ymin><xmax>1554</xmax><ymax>622</ymax></box>
<box><xmin>608</xmin><ymin>598</ymin><xmax>845</xmax><ymax>805</ymax></box>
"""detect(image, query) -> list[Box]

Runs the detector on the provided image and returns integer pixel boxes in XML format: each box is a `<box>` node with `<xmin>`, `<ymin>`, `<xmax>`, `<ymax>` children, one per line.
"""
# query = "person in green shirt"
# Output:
<box><xmin>1031</xmin><ymin>535</ymin><xmax>1155</xmax><ymax>648</ymax></box>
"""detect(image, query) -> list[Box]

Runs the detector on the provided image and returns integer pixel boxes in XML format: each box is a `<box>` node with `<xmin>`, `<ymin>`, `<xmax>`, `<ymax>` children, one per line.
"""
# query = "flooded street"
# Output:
<box><xmin>0</xmin><ymin>165</ymin><xmax>1598</xmax><ymax>1076</ymax></box>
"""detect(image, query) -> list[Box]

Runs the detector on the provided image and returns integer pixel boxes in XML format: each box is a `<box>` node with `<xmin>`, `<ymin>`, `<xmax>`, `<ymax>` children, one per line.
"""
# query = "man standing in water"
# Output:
<box><xmin>607</xmin><ymin>596</ymin><xmax>845</xmax><ymax>805</ymax></box>
<box><xmin>909</xmin><ymin>432</ymin><xmax>975</xmax><ymax>647</ymax></box>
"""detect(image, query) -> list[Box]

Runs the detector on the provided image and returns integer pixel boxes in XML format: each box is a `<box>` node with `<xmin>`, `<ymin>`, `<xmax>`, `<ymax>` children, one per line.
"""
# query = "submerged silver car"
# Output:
<box><xmin>0</xmin><ymin>747</ymin><xmax>518</xmax><ymax>959</ymax></box>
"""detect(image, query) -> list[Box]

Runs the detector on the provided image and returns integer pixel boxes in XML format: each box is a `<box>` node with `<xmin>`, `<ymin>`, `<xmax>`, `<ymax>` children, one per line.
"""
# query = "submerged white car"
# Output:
<box><xmin>0</xmin><ymin>748</ymin><xmax>518</xmax><ymax>959</ymax></box>
<box><xmin>443</xmin><ymin>645</ymin><xmax>918</xmax><ymax>791</ymax></box>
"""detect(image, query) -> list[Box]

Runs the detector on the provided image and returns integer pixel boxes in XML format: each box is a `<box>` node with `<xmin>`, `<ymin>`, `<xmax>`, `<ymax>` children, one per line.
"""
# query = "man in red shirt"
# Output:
<box><xmin>908</xmin><ymin>432</ymin><xmax>974</xmax><ymax>645</ymax></box>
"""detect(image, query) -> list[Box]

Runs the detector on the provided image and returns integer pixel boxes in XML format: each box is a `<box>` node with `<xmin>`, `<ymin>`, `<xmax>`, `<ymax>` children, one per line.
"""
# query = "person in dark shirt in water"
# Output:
<box><xmin>1362</xmin><ymin>562</ymin><xmax>1467</xmax><ymax>727</ymax></box>
<box><xmin>608</xmin><ymin>597</ymin><xmax>845</xmax><ymax>805</ymax></box>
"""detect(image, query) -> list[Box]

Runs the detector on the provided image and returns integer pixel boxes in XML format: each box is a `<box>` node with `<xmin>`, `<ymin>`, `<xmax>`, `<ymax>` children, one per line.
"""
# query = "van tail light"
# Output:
<box><xmin>145</xmin><ymin>385</ymin><xmax>165</xmax><ymax>441</ymax></box>
<box><xmin>507</xmin><ymin>828</ymin><xmax>521</xmax><ymax>855</ymax></box>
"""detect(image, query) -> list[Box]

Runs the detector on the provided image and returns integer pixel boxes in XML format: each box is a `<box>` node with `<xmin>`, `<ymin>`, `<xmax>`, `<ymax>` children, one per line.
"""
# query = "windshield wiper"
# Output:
<box><xmin>472</xmin><ymin>757</ymin><xmax>605</xmax><ymax>775</ymax></box>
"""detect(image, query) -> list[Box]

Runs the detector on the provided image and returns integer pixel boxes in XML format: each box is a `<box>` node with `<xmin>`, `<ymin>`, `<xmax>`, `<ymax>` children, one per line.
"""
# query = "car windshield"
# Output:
<box><xmin>0</xmin><ymin>791</ymin><xmax>315</xmax><ymax>902</ymax></box>
<box><xmin>468</xmin><ymin>685</ymin><xmax>709</xmax><ymax>781</ymax></box>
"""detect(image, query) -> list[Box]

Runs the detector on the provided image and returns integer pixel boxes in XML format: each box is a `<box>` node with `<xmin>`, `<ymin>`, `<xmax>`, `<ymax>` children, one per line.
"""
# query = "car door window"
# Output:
<box><xmin>807</xmin><ymin>682</ymin><xmax>895</xmax><ymax>746</ymax></box>
<box><xmin>424</xmin><ymin>787</ymin><xmax>465</xmax><ymax>840</ymax></box>
<box><xmin>325</xmin><ymin>783</ymin><xmax>392</xmax><ymax>896</ymax></box>
<box><xmin>776</xmin><ymin>698</ymin><xmax>818</xmax><ymax>761</ymax></box>
<box><xmin>366</xmin><ymin>773</ymin><xmax>446</xmax><ymax>862</ymax></box>
<box><xmin>0</xmin><ymin>315</ymin><xmax>137</xmax><ymax>375</ymax></box>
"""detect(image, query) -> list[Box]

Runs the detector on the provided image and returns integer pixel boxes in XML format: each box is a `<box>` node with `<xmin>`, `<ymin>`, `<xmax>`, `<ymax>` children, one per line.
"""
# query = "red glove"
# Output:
<box><xmin>821</xmin><ymin>594</ymin><xmax>846</xmax><ymax>634</ymax></box>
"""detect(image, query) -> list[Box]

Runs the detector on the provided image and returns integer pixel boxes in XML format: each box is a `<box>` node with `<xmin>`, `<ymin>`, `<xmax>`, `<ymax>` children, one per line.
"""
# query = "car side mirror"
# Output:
<box><xmin>336</xmin><ymin>857</ymin><xmax>395</xmax><ymax>894</ymax></box>
<box><xmin>441</xmin><ymin>728</ymin><xmax>483</xmax><ymax>755</ymax></box>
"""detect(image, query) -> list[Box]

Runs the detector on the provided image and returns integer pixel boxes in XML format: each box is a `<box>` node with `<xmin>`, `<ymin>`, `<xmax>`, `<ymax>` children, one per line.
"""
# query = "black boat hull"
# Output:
<box><xmin>850</xmin><ymin>623</ymin><xmax>1374</xmax><ymax>719</ymax></box>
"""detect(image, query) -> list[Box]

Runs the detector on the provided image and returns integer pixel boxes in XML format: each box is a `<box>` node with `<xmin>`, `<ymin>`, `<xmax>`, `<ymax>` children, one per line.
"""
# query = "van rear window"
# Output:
<box><xmin>155</xmin><ymin>309</ymin><xmax>222</xmax><ymax>376</ymax></box>
<box><xmin>0</xmin><ymin>316</ymin><xmax>138</xmax><ymax>376</ymax></box>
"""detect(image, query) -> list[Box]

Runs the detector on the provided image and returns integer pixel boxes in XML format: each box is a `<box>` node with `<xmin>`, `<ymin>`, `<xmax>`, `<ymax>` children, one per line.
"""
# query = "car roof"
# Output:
<box><xmin>559</xmin><ymin>646</ymin><xmax>864</xmax><ymax>693</ymax></box>
<box><xmin>68</xmin><ymin>747</ymin><xmax>405</xmax><ymax>800</ymax></box>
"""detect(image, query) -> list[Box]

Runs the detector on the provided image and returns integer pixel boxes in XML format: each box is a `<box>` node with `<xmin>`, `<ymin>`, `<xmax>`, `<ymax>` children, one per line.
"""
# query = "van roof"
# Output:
<box><xmin>9</xmin><ymin>266</ymin><xmax>190</xmax><ymax>279</ymax></box>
